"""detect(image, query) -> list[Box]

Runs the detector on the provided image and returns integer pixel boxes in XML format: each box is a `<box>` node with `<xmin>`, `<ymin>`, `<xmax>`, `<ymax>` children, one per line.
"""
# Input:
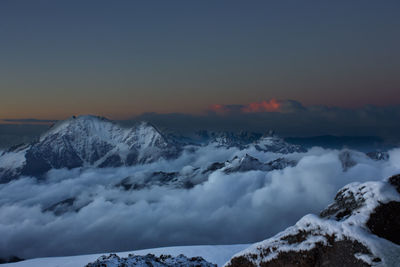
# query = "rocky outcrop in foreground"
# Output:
<box><xmin>85</xmin><ymin>253</ymin><xmax>216</xmax><ymax>267</ymax></box>
<box><xmin>226</xmin><ymin>174</ymin><xmax>400</xmax><ymax>267</ymax></box>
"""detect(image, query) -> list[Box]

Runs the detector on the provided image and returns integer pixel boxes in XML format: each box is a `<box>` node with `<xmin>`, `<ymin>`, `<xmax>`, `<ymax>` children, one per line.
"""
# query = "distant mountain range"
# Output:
<box><xmin>0</xmin><ymin>115</ymin><xmax>391</xmax><ymax>184</ymax></box>
<box><xmin>285</xmin><ymin>135</ymin><xmax>387</xmax><ymax>151</ymax></box>
<box><xmin>0</xmin><ymin>115</ymin><xmax>304</xmax><ymax>183</ymax></box>
<box><xmin>0</xmin><ymin>116</ymin><xmax>179</xmax><ymax>182</ymax></box>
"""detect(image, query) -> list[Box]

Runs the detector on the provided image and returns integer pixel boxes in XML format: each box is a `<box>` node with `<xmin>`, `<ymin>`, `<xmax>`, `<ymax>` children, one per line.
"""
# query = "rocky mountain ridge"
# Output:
<box><xmin>85</xmin><ymin>253</ymin><xmax>216</xmax><ymax>267</ymax></box>
<box><xmin>0</xmin><ymin>115</ymin><xmax>305</xmax><ymax>183</ymax></box>
<box><xmin>226</xmin><ymin>174</ymin><xmax>400</xmax><ymax>267</ymax></box>
<box><xmin>0</xmin><ymin>115</ymin><xmax>179</xmax><ymax>182</ymax></box>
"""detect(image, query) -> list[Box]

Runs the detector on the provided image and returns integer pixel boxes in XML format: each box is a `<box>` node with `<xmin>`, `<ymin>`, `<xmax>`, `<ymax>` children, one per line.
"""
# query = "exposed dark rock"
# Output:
<box><xmin>42</xmin><ymin>197</ymin><xmax>89</xmax><ymax>215</ymax></box>
<box><xmin>338</xmin><ymin>151</ymin><xmax>357</xmax><ymax>171</ymax></box>
<box><xmin>0</xmin><ymin>167</ymin><xmax>21</xmax><ymax>184</ymax></box>
<box><xmin>20</xmin><ymin>149</ymin><xmax>52</xmax><ymax>178</ymax></box>
<box><xmin>224</xmin><ymin>154</ymin><xmax>268</xmax><ymax>173</ymax></box>
<box><xmin>227</xmin><ymin>239</ymin><xmax>372</xmax><ymax>267</ymax></box>
<box><xmin>116</xmin><ymin>171</ymin><xmax>184</xmax><ymax>191</ymax></box>
<box><xmin>85</xmin><ymin>253</ymin><xmax>216</xmax><ymax>267</ymax></box>
<box><xmin>98</xmin><ymin>154</ymin><xmax>123</xmax><ymax>168</ymax></box>
<box><xmin>227</xmin><ymin>176</ymin><xmax>400</xmax><ymax>267</ymax></box>
<box><xmin>0</xmin><ymin>256</ymin><xmax>24</xmax><ymax>264</ymax></box>
<box><xmin>366</xmin><ymin>151</ymin><xmax>389</xmax><ymax>161</ymax></box>
<box><xmin>254</xmin><ymin>136</ymin><xmax>305</xmax><ymax>154</ymax></box>
<box><xmin>202</xmin><ymin>162</ymin><xmax>225</xmax><ymax>174</ymax></box>
<box><xmin>265</xmin><ymin>157</ymin><xmax>297</xmax><ymax>170</ymax></box>
<box><xmin>126</xmin><ymin>151</ymin><xmax>139</xmax><ymax>165</ymax></box>
<box><xmin>0</xmin><ymin>115</ymin><xmax>182</xmax><ymax>182</ymax></box>
<box><xmin>43</xmin><ymin>198</ymin><xmax>76</xmax><ymax>215</ymax></box>
<box><xmin>320</xmin><ymin>187</ymin><xmax>364</xmax><ymax>220</ymax></box>
<box><xmin>388</xmin><ymin>174</ymin><xmax>400</xmax><ymax>193</ymax></box>
<box><xmin>367</xmin><ymin>201</ymin><xmax>400</xmax><ymax>245</ymax></box>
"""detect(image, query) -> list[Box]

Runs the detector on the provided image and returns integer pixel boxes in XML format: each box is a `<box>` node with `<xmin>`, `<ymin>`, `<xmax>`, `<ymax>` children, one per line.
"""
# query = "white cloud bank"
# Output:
<box><xmin>0</xmin><ymin>146</ymin><xmax>399</xmax><ymax>259</ymax></box>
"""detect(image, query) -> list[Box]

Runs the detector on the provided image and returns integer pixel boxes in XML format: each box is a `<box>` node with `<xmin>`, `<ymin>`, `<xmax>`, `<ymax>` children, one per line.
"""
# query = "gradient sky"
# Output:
<box><xmin>1</xmin><ymin>0</ymin><xmax>400</xmax><ymax>119</ymax></box>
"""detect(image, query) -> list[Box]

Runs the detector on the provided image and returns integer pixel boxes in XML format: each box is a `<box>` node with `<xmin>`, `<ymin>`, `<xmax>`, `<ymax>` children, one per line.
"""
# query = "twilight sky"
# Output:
<box><xmin>1</xmin><ymin>0</ymin><xmax>400</xmax><ymax>120</ymax></box>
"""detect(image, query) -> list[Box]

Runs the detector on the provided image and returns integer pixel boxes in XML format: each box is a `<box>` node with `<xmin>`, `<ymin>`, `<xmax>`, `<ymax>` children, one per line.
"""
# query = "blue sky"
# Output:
<box><xmin>1</xmin><ymin>0</ymin><xmax>400</xmax><ymax>119</ymax></box>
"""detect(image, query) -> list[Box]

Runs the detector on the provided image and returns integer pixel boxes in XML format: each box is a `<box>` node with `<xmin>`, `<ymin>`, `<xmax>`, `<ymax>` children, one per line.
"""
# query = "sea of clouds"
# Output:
<box><xmin>1</xmin><ymin>145</ymin><xmax>400</xmax><ymax>259</ymax></box>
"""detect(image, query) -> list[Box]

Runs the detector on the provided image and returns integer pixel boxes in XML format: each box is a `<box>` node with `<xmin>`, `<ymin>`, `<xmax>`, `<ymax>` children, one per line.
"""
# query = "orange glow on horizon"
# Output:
<box><xmin>242</xmin><ymin>99</ymin><xmax>280</xmax><ymax>113</ymax></box>
<box><xmin>209</xmin><ymin>99</ymin><xmax>281</xmax><ymax>114</ymax></box>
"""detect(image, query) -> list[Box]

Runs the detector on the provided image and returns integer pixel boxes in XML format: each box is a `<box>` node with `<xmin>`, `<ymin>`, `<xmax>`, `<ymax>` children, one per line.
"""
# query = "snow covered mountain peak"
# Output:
<box><xmin>254</xmin><ymin>136</ymin><xmax>305</xmax><ymax>153</ymax></box>
<box><xmin>40</xmin><ymin>115</ymin><xmax>119</xmax><ymax>141</ymax></box>
<box><xmin>0</xmin><ymin>116</ymin><xmax>180</xmax><ymax>182</ymax></box>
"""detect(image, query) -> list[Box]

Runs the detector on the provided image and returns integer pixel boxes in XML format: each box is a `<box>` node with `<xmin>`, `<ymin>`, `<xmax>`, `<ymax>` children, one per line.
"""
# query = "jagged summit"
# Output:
<box><xmin>207</xmin><ymin>130</ymin><xmax>305</xmax><ymax>153</ymax></box>
<box><xmin>0</xmin><ymin>115</ymin><xmax>180</xmax><ymax>182</ymax></box>
<box><xmin>41</xmin><ymin>115</ymin><xmax>113</xmax><ymax>140</ymax></box>
<box><xmin>254</xmin><ymin>135</ymin><xmax>305</xmax><ymax>153</ymax></box>
<box><xmin>0</xmin><ymin>115</ymin><xmax>304</xmax><ymax>183</ymax></box>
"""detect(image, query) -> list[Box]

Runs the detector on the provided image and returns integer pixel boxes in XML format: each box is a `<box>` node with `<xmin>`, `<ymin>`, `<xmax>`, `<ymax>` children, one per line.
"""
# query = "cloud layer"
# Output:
<box><xmin>132</xmin><ymin>101</ymin><xmax>400</xmax><ymax>143</ymax></box>
<box><xmin>2</xmin><ymin>101</ymin><xmax>400</xmax><ymax>149</ymax></box>
<box><xmin>0</xmin><ymin>145</ymin><xmax>399</xmax><ymax>259</ymax></box>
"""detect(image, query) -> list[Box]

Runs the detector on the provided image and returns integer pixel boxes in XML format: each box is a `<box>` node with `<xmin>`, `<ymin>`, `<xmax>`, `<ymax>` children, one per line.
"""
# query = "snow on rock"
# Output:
<box><xmin>223</xmin><ymin>154</ymin><xmax>271</xmax><ymax>173</ymax></box>
<box><xmin>223</xmin><ymin>154</ymin><xmax>296</xmax><ymax>174</ymax></box>
<box><xmin>207</xmin><ymin>132</ymin><xmax>262</xmax><ymax>149</ymax></box>
<box><xmin>366</xmin><ymin>151</ymin><xmax>389</xmax><ymax>161</ymax></box>
<box><xmin>225</xmin><ymin>174</ymin><xmax>400</xmax><ymax>267</ymax></box>
<box><xmin>85</xmin><ymin>253</ymin><xmax>216</xmax><ymax>267</ymax></box>
<box><xmin>0</xmin><ymin>244</ymin><xmax>250</xmax><ymax>267</ymax></box>
<box><xmin>113</xmin><ymin>153</ymin><xmax>297</xmax><ymax>192</ymax></box>
<box><xmin>0</xmin><ymin>115</ymin><xmax>180</xmax><ymax>182</ymax></box>
<box><xmin>208</xmin><ymin>132</ymin><xmax>304</xmax><ymax>154</ymax></box>
<box><xmin>253</xmin><ymin>136</ymin><xmax>305</xmax><ymax>154</ymax></box>
<box><xmin>0</xmin><ymin>145</ymin><xmax>29</xmax><ymax>183</ymax></box>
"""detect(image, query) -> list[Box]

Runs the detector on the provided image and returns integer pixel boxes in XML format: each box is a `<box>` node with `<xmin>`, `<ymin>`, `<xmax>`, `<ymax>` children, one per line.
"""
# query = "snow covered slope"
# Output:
<box><xmin>209</xmin><ymin>132</ymin><xmax>305</xmax><ymax>154</ymax></box>
<box><xmin>253</xmin><ymin>135</ymin><xmax>304</xmax><ymax>153</ymax></box>
<box><xmin>226</xmin><ymin>174</ymin><xmax>400</xmax><ymax>267</ymax></box>
<box><xmin>0</xmin><ymin>115</ymin><xmax>179</xmax><ymax>182</ymax></box>
<box><xmin>1</xmin><ymin>244</ymin><xmax>249</xmax><ymax>267</ymax></box>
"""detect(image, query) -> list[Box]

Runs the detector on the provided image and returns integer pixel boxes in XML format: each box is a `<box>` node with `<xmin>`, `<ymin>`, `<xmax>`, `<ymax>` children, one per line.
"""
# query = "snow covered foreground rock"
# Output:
<box><xmin>226</xmin><ymin>174</ymin><xmax>400</xmax><ymax>267</ymax></box>
<box><xmin>85</xmin><ymin>253</ymin><xmax>216</xmax><ymax>267</ymax></box>
<box><xmin>0</xmin><ymin>245</ymin><xmax>249</xmax><ymax>267</ymax></box>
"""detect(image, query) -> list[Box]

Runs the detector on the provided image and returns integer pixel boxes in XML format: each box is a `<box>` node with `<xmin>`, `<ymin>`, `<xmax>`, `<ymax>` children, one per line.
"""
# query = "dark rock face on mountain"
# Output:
<box><xmin>116</xmin><ymin>171</ymin><xmax>195</xmax><ymax>191</ymax></box>
<box><xmin>208</xmin><ymin>131</ymin><xmax>305</xmax><ymax>154</ymax></box>
<box><xmin>0</xmin><ymin>115</ymin><xmax>305</xmax><ymax>184</ymax></box>
<box><xmin>366</xmin><ymin>174</ymin><xmax>400</xmax><ymax>246</ymax></box>
<box><xmin>319</xmin><ymin>185</ymin><xmax>364</xmax><ymax>220</ymax></box>
<box><xmin>367</xmin><ymin>201</ymin><xmax>400</xmax><ymax>245</ymax></box>
<box><xmin>0</xmin><ymin>256</ymin><xmax>24</xmax><ymax>264</ymax></box>
<box><xmin>226</xmin><ymin>174</ymin><xmax>400</xmax><ymax>267</ymax></box>
<box><xmin>228</xmin><ymin>238</ymin><xmax>373</xmax><ymax>267</ymax></box>
<box><xmin>254</xmin><ymin>136</ymin><xmax>305</xmax><ymax>154</ymax></box>
<box><xmin>338</xmin><ymin>150</ymin><xmax>357</xmax><ymax>171</ymax></box>
<box><xmin>265</xmin><ymin>157</ymin><xmax>297</xmax><ymax>171</ymax></box>
<box><xmin>0</xmin><ymin>115</ymin><xmax>180</xmax><ymax>183</ymax></box>
<box><xmin>366</xmin><ymin>151</ymin><xmax>389</xmax><ymax>161</ymax></box>
<box><xmin>224</xmin><ymin>154</ymin><xmax>271</xmax><ymax>173</ymax></box>
<box><xmin>389</xmin><ymin>174</ymin><xmax>400</xmax><ymax>193</ymax></box>
<box><xmin>85</xmin><ymin>253</ymin><xmax>216</xmax><ymax>267</ymax></box>
<box><xmin>208</xmin><ymin>131</ymin><xmax>264</xmax><ymax>149</ymax></box>
<box><xmin>224</xmin><ymin>155</ymin><xmax>297</xmax><ymax>174</ymax></box>
<box><xmin>112</xmin><ymin>154</ymin><xmax>298</xmax><ymax>194</ymax></box>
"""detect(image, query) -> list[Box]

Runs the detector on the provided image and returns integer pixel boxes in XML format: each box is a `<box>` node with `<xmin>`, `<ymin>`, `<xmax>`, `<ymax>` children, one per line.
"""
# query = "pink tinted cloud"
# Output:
<box><xmin>241</xmin><ymin>99</ymin><xmax>281</xmax><ymax>113</ymax></box>
<box><xmin>209</xmin><ymin>99</ymin><xmax>281</xmax><ymax>114</ymax></box>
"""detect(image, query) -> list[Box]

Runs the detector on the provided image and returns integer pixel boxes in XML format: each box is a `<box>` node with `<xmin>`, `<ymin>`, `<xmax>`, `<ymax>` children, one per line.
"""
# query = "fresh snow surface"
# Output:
<box><xmin>1</xmin><ymin>244</ymin><xmax>250</xmax><ymax>267</ymax></box>
<box><xmin>0</xmin><ymin>148</ymin><xmax>27</xmax><ymax>170</ymax></box>
<box><xmin>37</xmin><ymin>115</ymin><xmax>169</xmax><ymax>166</ymax></box>
<box><xmin>226</xmin><ymin>180</ymin><xmax>400</xmax><ymax>266</ymax></box>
